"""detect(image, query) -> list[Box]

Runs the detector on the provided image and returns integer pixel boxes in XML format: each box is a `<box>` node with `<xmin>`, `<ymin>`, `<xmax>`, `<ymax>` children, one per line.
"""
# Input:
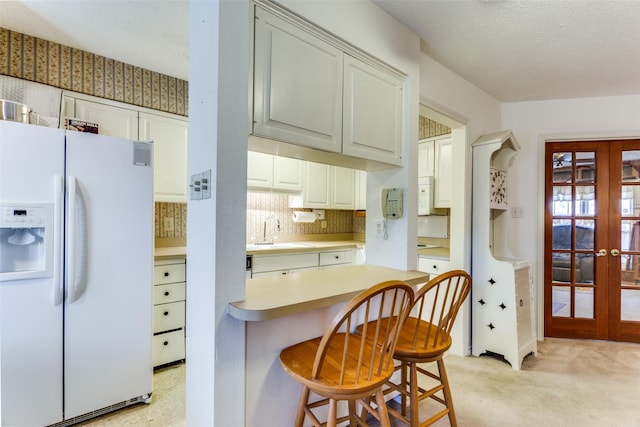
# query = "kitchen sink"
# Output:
<box><xmin>246</xmin><ymin>243</ymin><xmax>315</xmax><ymax>251</ymax></box>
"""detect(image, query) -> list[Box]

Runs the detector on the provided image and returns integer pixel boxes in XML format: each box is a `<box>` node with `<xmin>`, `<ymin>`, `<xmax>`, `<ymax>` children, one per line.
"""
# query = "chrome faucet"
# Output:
<box><xmin>257</xmin><ymin>216</ymin><xmax>280</xmax><ymax>245</ymax></box>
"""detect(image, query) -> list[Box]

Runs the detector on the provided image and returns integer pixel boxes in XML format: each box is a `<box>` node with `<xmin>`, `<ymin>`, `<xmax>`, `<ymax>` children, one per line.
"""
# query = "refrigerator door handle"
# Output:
<box><xmin>53</xmin><ymin>174</ymin><xmax>64</xmax><ymax>305</ymax></box>
<box><xmin>66</xmin><ymin>176</ymin><xmax>89</xmax><ymax>303</ymax></box>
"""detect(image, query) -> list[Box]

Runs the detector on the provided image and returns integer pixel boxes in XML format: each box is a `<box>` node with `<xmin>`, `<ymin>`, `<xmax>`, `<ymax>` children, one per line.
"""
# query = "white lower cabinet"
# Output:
<box><xmin>318</xmin><ymin>250</ymin><xmax>354</xmax><ymax>269</ymax></box>
<box><xmin>251</xmin><ymin>252</ymin><xmax>319</xmax><ymax>278</ymax></box>
<box><xmin>153</xmin><ymin>258</ymin><xmax>186</xmax><ymax>367</ymax></box>
<box><xmin>417</xmin><ymin>257</ymin><xmax>451</xmax><ymax>277</ymax></box>
<box><xmin>251</xmin><ymin>249</ymin><xmax>356</xmax><ymax>277</ymax></box>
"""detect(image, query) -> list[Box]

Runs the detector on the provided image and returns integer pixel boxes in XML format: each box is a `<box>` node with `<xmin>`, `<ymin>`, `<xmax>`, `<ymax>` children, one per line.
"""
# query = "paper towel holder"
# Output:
<box><xmin>312</xmin><ymin>209</ymin><xmax>325</xmax><ymax>220</ymax></box>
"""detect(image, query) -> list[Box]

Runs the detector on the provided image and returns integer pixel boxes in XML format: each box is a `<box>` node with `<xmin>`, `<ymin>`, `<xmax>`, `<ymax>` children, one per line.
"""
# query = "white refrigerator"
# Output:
<box><xmin>0</xmin><ymin>120</ymin><xmax>154</xmax><ymax>426</ymax></box>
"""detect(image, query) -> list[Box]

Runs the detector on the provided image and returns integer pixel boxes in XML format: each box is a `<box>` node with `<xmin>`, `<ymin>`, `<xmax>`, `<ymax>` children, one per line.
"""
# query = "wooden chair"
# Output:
<box><xmin>357</xmin><ymin>270</ymin><xmax>471</xmax><ymax>427</ymax></box>
<box><xmin>279</xmin><ymin>280</ymin><xmax>415</xmax><ymax>427</ymax></box>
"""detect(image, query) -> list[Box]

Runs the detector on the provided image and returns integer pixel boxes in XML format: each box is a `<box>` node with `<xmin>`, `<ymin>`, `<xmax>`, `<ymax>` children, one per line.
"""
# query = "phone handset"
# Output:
<box><xmin>381</xmin><ymin>188</ymin><xmax>403</xmax><ymax>219</ymax></box>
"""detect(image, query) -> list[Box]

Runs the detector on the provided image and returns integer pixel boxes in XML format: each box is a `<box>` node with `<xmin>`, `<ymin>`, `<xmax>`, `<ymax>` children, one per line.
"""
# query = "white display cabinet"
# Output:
<box><xmin>471</xmin><ymin>130</ymin><xmax>536</xmax><ymax>370</ymax></box>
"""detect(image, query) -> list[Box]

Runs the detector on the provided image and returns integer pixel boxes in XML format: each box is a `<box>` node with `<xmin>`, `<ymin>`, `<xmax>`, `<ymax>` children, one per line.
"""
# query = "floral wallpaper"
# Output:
<box><xmin>0</xmin><ymin>27</ymin><xmax>188</xmax><ymax>116</ymax></box>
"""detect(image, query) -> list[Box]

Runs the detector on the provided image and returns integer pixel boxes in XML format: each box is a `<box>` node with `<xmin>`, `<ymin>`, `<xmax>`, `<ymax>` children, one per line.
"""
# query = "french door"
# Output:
<box><xmin>545</xmin><ymin>140</ymin><xmax>640</xmax><ymax>342</ymax></box>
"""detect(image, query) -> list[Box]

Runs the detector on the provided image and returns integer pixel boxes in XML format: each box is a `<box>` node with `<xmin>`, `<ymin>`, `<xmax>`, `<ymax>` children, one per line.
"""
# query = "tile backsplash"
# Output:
<box><xmin>155</xmin><ymin>202</ymin><xmax>187</xmax><ymax>239</ymax></box>
<box><xmin>155</xmin><ymin>195</ymin><xmax>365</xmax><ymax>242</ymax></box>
<box><xmin>247</xmin><ymin>193</ymin><xmax>365</xmax><ymax>243</ymax></box>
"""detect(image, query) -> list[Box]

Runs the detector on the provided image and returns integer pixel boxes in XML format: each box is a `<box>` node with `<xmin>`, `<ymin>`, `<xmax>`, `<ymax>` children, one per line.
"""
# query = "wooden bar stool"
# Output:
<box><xmin>279</xmin><ymin>280</ymin><xmax>414</xmax><ymax>427</ymax></box>
<box><xmin>358</xmin><ymin>270</ymin><xmax>471</xmax><ymax>426</ymax></box>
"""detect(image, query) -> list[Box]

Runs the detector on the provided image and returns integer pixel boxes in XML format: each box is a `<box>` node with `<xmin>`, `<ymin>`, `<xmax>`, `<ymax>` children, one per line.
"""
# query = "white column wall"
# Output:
<box><xmin>502</xmin><ymin>95</ymin><xmax>640</xmax><ymax>338</ymax></box>
<box><xmin>186</xmin><ymin>1</ymin><xmax>249</xmax><ymax>426</ymax></box>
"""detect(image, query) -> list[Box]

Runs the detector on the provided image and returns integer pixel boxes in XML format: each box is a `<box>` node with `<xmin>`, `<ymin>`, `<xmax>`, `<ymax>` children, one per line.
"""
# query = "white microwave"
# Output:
<box><xmin>418</xmin><ymin>176</ymin><xmax>434</xmax><ymax>215</ymax></box>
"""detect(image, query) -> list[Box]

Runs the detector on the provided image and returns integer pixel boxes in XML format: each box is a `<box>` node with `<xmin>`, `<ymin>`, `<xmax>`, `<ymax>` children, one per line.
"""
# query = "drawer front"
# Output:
<box><xmin>252</xmin><ymin>252</ymin><xmax>319</xmax><ymax>274</ymax></box>
<box><xmin>251</xmin><ymin>266</ymin><xmax>318</xmax><ymax>278</ymax></box>
<box><xmin>153</xmin><ymin>282</ymin><xmax>186</xmax><ymax>305</ymax></box>
<box><xmin>152</xmin><ymin>329</ymin><xmax>185</xmax><ymax>367</ymax></box>
<box><xmin>417</xmin><ymin>257</ymin><xmax>451</xmax><ymax>276</ymax></box>
<box><xmin>153</xmin><ymin>262</ymin><xmax>186</xmax><ymax>285</ymax></box>
<box><xmin>319</xmin><ymin>250</ymin><xmax>354</xmax><ymax>267</ymax></box>
<box><xmin>153</xmin><ymin>301</ymin><xmax>186</xmax><ymax>333</ymax></box>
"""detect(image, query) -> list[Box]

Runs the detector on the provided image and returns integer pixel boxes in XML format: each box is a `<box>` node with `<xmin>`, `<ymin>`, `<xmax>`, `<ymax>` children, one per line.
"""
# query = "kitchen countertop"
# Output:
<box><xmin>228</xmin><ymin>264</ymin><xmax>430</xmax><ymax>321</ymax></box>
<box><xmin>417</xmin><ymin>246</ymin><xmax>450</xmax><ymax>260</ymax></box>
<box><xmin>245</xmin><ymin>240</ymin><xmax>363</xmax><ymax>255</ymax></box>
<box><xmin>154</xmin><ymin>246</ymin><xmax>187</xmax><ymax>259</ymax></box>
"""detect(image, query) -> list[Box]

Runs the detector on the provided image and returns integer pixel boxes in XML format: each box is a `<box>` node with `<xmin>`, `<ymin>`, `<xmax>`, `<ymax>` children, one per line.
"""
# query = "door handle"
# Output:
<box><xmin>611</xmin><ymin>249</ymin><xmax>621</xmax><ymax>257</ymax></box>
<box><xmin>595</xmin><ymin>249</ymin><xmax>608</xmax><ymax>257</ymax></box>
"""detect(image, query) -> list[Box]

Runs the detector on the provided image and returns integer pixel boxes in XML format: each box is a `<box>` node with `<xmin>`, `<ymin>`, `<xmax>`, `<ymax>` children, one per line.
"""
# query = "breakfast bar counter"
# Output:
<box><xmin>228</xmin><ymin>264</ymin><xmax>431</xmax><ymax>321</ymax></box>
<box><xmin>231</xmin><ymin>265</ymin><xmax>430</xmax><ymax>426</ymax></box>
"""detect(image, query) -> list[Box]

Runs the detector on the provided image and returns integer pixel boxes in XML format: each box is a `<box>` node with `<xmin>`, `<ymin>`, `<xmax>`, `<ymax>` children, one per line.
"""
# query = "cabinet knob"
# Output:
<box><xmin>164</xmin><ymin>291</ymin><xmax>170</xmax><ymax>296</ymax></box>
<box><xmin>164</xmin><ymin>272</ymin><xmax>170</xmax><ymax>277</ymax></box>
<box><xmin>335</xmin><ymin>255</ymin><xmax>339</xmax><ymax>259</ymax></box>
<box><xmin>433</xmin><ymin>265</ymin><xmax>437</xmax><ymax>269</ymax></box>
<box><xmin>519</xmin><ymin>299</ymin><xmax>524</xmax><ymax>307</ymax></box>
<box><xmin>163</xmin><ymin>341</ymin><xmax>169</xmax><ymax>346</ymax></box>
<box><xmin>164</xmin><ymin>311</ymin><xmax>169</xmax><ymax>316</ymax></box>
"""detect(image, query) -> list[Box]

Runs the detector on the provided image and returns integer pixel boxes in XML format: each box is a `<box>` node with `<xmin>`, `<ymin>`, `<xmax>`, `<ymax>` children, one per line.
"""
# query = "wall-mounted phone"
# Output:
<box><xmin>381</xmin><ymin>188</ymin><xmax>403</xmax><ymax>219</ymax></box>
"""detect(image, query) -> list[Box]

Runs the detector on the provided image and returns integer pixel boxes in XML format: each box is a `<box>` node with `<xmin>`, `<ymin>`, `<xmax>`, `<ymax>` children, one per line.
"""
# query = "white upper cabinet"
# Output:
<box><xmin>247</xmin><ymin>152</ymin><xmax>303</xmax><ymax>192</ymax></box>
<box><xmin>63</xmin><ymin>96</ymin><xmax>138</xmax><ymax>139</ymax></box>
<box><xmin>434</xmin><ymin>137</ymin><xmax>452</xmax><ymax>208</ymax></box>
<box><xmin>252</xmin><ymin>4</ymin><xmax>405</xmax><ymax>168</ymax></box>
<box><xmin>299</xmin><ymin>162</ymin><xmax>331</xmax><ymax>208</ymax></box>
<box><xmin>247</xmin><ymin>151</ymin><xmax>274</xmax><ymax>189</ymax></box>
<box><xmin>418</xmin><ymin>139</ymin><xmax>435</xmax><ymax>178</ymax></box>
<box><xmin>330</xmin><ymin>166</ymin><xmax>356</xmax><ymax>210</ymax></box>
<box><xmin>273</xmin><ymin>156</ymin><xmax>303</xmax><ymax>192</ymax></box>
<box><xmin>139</xmin><ymin>112</ymin><xmax>189</xmax><ymax>203</ymax></box>
<box><xmin>342</xmin><ymin>55</ymin><xmax>403</xmax><ymax>165</ymax></box>
<box><xmin>289</xmin><ymin>162</ymin><xmax>357</xmax><ymax>209</ymax></box>
<box><xmin>356</xmin><ymin>170</ymin><xmax>367</xmax><ymax>210</ymax></box>
<box><xmin>253</xmin><ymin>7</ymin><xmax>343</xmax><ymax>152</ymax></box>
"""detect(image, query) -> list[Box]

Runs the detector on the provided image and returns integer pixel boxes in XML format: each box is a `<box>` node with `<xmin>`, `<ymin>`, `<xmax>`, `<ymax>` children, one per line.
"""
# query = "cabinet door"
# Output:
<box><xmin>247</xmin><ymin>151</ymin><xmax>274</xmax><ymax>189</ymax></box>
<box><xmin>253</xmin><ymin>7</ymin><xmax>343</xmax><ymax>152</ymax></box>
<box><xmin>356</xmin><ymin>170</ymin><xmax>367</xmax><ymax>210</ymax></box>
<box><xmin>434</xmin><ymin>138</ymin><xmax>452</xmax><ymax>208</ymax></box>
<box><xmin>418</xmin><ymin>139</ymin><xmax>435</xmax><ymax>178</ymax></box>
<box><xmin>331</xmin><ymin>166</ymin><xmax>356</xmax><ymax>209</ymax></box>
<box><xmin>74</xmin><ymin>99</ymin><xmax>138</xmax><ymax>139</ymax></box>
<box><xmin>273</xmin><ymin>156</ymin><xmax>303</xmax><ymax>191</ymax></box>
<box><xmin>302</xmin><ymin>162</ymin><xmax>331</xmax><ymax>208</ymax></box>
<box><xmin>342</xmin><ymin>55</ymin><xmax>403</xmax><ymax>166</ymax></box>
<box><xmin>140</xmin><ymin>112</ymin><xmax>188</xmax><ymax>203</ymax></box>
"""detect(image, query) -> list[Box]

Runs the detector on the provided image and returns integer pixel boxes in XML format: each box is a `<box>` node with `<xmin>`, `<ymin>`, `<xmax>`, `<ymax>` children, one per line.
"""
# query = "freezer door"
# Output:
<box><xmin>0</xmin><ymin>121</ymin><xmax>65</xmax><ymax>426</ymax></box>
<box><xmin>63</xmin><ymin>132</ymin><xmax>153</xmax><ymax>418</ymax></box>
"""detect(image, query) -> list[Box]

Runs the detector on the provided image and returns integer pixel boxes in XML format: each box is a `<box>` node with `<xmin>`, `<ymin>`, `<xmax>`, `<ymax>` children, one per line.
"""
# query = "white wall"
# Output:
<box><xmin>186</xmin><ymin>1</ymin><xmax>249</xmax><ymax>426</ymax></box>
<box><xmin>419</xmin><ymin>53</ymin><xmax>502</xmax><ymax>354</ymax></box>
<box><xmin>502</xmin><ymin>95</ymin><xmax>640</xmax><ymax>337</ymax></box>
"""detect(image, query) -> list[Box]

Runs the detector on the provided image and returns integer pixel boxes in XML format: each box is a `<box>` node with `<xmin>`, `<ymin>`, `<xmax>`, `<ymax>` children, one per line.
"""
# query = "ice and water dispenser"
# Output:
<box><xmin>0</xmin><ymin>203</ymin><xmax>53</xmax><ymax>281</ymax></box>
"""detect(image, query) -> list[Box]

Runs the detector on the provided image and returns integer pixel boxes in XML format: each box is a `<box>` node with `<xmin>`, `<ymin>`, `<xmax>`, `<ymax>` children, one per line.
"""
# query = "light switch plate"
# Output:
<box><xmin>190</xmin><ymin>172</ymin><xmax>202</xmax><ymax>200</ymax></box>
<box><xmin>201</xmin><ymin>169</ymin><xmax>211</xmax><ymax>199</ymax></box>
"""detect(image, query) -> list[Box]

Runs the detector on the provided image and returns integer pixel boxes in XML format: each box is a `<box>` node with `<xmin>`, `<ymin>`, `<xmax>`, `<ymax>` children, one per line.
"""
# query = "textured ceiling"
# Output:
<box><xmin>373</xmin><ymin>0</ymin><xmax>640</xmax><ymax>102</ymax></box>
<box><xmin>2</xmin><ymin>1</ymin><xmax>640</xmax><ymax>102</ymax></box>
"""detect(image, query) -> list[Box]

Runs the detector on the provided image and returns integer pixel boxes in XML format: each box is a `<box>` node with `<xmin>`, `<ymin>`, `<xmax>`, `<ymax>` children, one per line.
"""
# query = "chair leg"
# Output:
<box><xmin>327</xmin><ymin>398</ymin><xmax>338</xmax><ymax>427</ymax></box>
<box><xmin>376</xmin><ymin>389</ymin><xmax>391</xmax><ymax>427</ymax></box>
<box><xmin>348</xmin><ymin>400</ymin><xmax>358</xmax><ymax>427</ymax></box>
<box><xmin>400</xmin><ymin>360</ymin><xmax>408</xmax><ymax>416</ymax></box>
<box><xmin>409</xmin><ymin>361</ymin><xmax>419</xmax><ymax>427</ymax></box>
<box><xmin>295</xmin><ymin>386</ymin><xmax>310</xmax><ymax>427</ymax></box>
<box><xmin>438</xmin><ymin>357</ymin><xmax>457</xmax><ymax>427</ymax></box>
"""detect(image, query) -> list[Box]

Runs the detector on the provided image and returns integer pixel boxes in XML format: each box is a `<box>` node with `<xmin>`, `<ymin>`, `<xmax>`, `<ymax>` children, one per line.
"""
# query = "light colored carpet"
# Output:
<box><xmin>77</xmin><ymin>338</ymin><xmax>640</xmax><ymax>426</ymax></box>
<box><xmin>377</xmin><ymin>337</ymin><xmax>640</xmax><ymax>427</ymax></box>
